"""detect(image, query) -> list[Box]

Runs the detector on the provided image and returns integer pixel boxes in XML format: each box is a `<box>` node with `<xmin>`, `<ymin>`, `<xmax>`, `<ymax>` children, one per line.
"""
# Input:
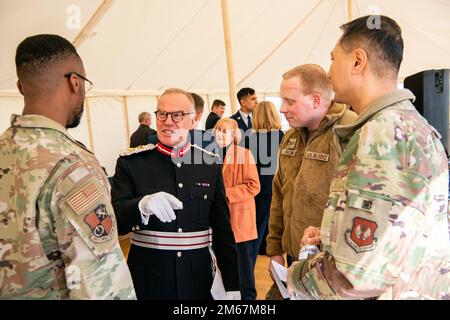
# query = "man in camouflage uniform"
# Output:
<box><xmin>287</xmin><ymin>15</ymin><xmax>450</xmax><ymax>299</ymax></box>
<box><xmin>0</xmin><ymin>34</ymin><xmax>135</xmax><ymax>299</ymax></box>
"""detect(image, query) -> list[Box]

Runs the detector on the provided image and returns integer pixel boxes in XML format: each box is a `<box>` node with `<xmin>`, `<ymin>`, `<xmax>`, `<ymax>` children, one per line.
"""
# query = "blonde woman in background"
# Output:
<box><xmin>214</xmin><ymin>118</ymin><xmax>261</xmax><ymax>300</ymax></box>
<box><xmin>249</xmin><ymin>101</ymin><xmax>284</xmax><ymax>267</ymax></box>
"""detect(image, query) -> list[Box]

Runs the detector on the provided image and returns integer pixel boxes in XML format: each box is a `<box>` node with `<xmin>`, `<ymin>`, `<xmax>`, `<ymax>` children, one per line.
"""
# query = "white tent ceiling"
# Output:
<box><xmin>1</xmin><ymin>0</ymin><xmax>450</xmax><ymax>97</ymax></box>
<box><xmin>1</xmin><ymin>0</ymin><xmax>450</xmax><ymax>176</ymax></box>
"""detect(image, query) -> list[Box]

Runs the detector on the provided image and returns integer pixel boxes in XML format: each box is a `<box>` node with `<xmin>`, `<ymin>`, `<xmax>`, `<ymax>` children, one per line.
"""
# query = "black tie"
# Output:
<box><xmin>247</xmin><ymin>115</ymin><xmax>252</xmax><ymax>129</ymax></box>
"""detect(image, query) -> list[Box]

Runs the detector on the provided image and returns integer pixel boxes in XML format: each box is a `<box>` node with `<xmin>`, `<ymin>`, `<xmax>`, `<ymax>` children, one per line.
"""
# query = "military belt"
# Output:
<box><xmin>131</xmin><ymin>229</ymin><xmax>212</xmax><ymax>250</ymax></box>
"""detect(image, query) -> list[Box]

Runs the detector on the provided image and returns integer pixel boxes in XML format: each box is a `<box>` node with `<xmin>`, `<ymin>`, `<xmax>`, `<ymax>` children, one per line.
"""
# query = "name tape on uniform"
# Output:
<box><xmin>305</xmin><ymin>151</ymin><xmax>329</xmax><ymax>162</ymax></box>
<box><xmin>281</xmin><ymin>149</ymin><xmax>296</xmax><ymax>157</ymax></box>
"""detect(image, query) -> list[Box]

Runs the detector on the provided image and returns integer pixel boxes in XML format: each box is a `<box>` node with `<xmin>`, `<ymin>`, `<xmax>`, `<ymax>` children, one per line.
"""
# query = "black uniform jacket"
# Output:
<box><xmin>111</xmin><ymin>143</ymin><xmax>239</xmax><ymax>300</ymax></box>
<box><xmin>205</xmin><ymin>112</ymin><xmax>220</xmax><ymax>130</ymax></box>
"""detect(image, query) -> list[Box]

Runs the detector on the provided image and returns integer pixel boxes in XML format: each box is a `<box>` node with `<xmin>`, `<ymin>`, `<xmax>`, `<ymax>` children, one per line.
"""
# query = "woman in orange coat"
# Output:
<box><xmin>214</xmin><ymin>118</ymin><xmax>260</xmax><ymax>300</ymax></box>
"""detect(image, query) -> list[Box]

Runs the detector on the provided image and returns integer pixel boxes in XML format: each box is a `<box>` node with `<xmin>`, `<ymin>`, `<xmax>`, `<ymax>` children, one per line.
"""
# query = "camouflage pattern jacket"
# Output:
<box><xmin>267</xmin><ymin>102</ymin><xmax>357</xmax><ymax>258</ymax></box>
<box><xmin>0</xmin><ymin>115</ymin><xmax>135</xmax><ymax>299</ymax></box>
<box><xmin>288</xmin><ymin>90</ymin><xmax>450</xmax><ymax>300</ymax></box>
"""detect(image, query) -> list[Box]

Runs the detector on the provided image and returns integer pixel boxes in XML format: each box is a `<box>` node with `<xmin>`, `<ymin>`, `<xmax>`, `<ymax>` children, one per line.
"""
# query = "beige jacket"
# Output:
<box><xmin>266</xmin><ymin>103</ymin><xmax>357</xmax><ymax>258</ymax></box>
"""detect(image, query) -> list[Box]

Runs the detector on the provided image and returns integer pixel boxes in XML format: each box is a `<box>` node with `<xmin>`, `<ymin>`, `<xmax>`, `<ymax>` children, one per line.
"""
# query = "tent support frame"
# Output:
<box><xmin>220</xmin><ymin>0</ymin><xmax>238</xmax><ymax>114</ymax></box>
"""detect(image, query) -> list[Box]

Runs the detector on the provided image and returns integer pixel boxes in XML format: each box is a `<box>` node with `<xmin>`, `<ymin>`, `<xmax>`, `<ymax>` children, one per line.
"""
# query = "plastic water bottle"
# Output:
<box><xmin>290</xmin><ymin>245</ymin><xmax>319</xmax><ymax>300</ymax></box>
<box><xmin>298</xmin><ymin>245</ymin><xmax>319</xmax><ymax>261</ymax></box>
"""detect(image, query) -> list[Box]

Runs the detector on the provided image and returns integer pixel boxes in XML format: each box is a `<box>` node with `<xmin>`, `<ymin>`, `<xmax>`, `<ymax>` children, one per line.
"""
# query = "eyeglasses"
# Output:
<box><xmin>154</xmin><ymin>111</ymin><xmax>194</xmax><ymax>123</ymax></box>
<box><xmin>64</xmin><ymin>72</ymin><xmax>94</xmax><ymax>93</ymax></box>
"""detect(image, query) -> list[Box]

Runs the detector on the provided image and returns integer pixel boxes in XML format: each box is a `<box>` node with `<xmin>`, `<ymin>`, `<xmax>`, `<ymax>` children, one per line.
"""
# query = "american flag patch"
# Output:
<box><xmin>66</xmin><ymin>182</ymin><xmax>102</xmax><ymax>215</ymax></box>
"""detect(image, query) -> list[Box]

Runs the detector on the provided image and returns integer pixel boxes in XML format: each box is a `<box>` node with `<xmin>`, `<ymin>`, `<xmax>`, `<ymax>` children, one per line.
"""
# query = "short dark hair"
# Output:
<box><xmin>191</xmin><ymin>92</ymin><xmax>205</xmax><ymax>113</ymax></box>
<box><xmin>212</xmin><ymin>99</ymin><xmax>226</xmax><ymax>108</ymax></box>
<box><xmin>339</xmin><ymin>15</ymin><xmax>403</xmax><ymax>76</ymax></box>
<box><xmin>15</xmin><ymin>34</ymin><xmax>80</xmax><ymax>78</ymax></box>
<box><xmin>237</xmin><ymin>87</ymin><xmax>255</xmax><ymax>105</ymax></box>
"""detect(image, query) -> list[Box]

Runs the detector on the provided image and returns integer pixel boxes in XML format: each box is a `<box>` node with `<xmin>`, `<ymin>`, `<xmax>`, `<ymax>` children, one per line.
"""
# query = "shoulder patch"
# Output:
<box><xmin>120</xmin><ymin>143</ymin><xmax>156</xmax><ymax>157</ymax></box>
<box><xmin>191</xmin><ymin>144</ymin><xmax>220</xmax><ymax>158</ymax></box>
<box><xmin>66</xmin><ymin>182</ymin><xmax>102</xmax><ymax>215</ymax></box>
<box><xmin>84</xmin><ymin>204</ymin><xmax>114</xmax><ymax>243</ymax></box>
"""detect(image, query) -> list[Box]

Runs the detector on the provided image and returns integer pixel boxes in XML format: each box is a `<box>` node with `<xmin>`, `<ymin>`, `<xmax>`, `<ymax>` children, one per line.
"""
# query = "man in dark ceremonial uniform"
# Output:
<box><xmin>112</xmin><ymin>88</ymin><xmax>240</xmax><ymax>300</ymax></box>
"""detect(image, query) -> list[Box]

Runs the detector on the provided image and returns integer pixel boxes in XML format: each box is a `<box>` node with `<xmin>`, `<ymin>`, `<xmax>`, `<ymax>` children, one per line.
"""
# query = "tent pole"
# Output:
<box><xmin>348</xmin><ymin>0</ymin><xmax>353</xmax><ymax>22</ymax></box>
<box><xmin>123</xmin><ymin>96</ymin><xmax>131</xmax><ymax>146</ymax></box>
<box><xmin>220</xmin><ymin>0</ymin><xmax>238</xmax><ymax>114</ymax></box>
<box><xmin>72</xmin><ymin>0</ymin><xmax>115</xmax><ymax>48</ymax></box>
<box><xmin>85</xmin><ymin>98</ymin><xmax>95</xmax><ymax>152</ymax></box>
<box><xmin>206</xmin><ymin>94</ymin><xmax>211</xmax><ymax>113</ymax></box>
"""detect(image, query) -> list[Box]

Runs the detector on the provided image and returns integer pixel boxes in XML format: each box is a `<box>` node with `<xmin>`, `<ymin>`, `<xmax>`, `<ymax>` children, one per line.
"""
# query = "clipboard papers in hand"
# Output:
<box><xmin>270</xmin><ymin>260</ymin><xmax>290</xmax><ymax>299</ymax></box>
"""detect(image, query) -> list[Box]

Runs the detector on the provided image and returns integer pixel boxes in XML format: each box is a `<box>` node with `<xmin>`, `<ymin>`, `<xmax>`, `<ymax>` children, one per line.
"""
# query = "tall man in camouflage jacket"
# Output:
<box><xmin>0</xmin><ymin>34</ymin><xmax>135</xmax><ymax>299</ymax></box>
<box><xmin>287</xmin><ymin>15</ymin><xmax>450</xmax><ymax>300</ymax></box>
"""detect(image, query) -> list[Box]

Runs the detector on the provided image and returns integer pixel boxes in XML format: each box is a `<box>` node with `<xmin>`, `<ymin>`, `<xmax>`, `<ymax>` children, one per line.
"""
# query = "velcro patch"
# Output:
<box><xmin>345</xmin><ymin>217</ymin><xmax>378</xmax><ymax>253</ymax></box>
<box><xmin>281</xmin><ymin>149</ymin><xmax>296</xmax><ymax>157</ymax></box>
<box><xmin>305</xmin><ymin>151</ymin><xmax>329</xmax><ymax>162</ymax></box>
<box><xmin>84</xmin><ymin>204</ymin><xmax>114</xmax><ymax>243</ymax></box>
<box><xmin>286</xmin><ymin>138</ymin><xmax>297</xmax><ymax>150</ymax></box>
<box><xmin>66</xmin><ymin>182</ymin><xmax>102</xmax><ymax>215</ymax></box>
<box><xmin>68</xmin><ymin>167</ymin><xmax>90</xmax><ymax>183</ymax></box>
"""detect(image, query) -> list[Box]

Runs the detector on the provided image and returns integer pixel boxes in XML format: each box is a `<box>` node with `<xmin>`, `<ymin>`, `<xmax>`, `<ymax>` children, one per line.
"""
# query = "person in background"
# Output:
<box><xmin>130</xmin><ymin>111</ymin><xmax>156</xmax><ymax>147</ymax></box>
<box><xmin>214</xmin><ymin>118</ymin><xmax>260</xmax><ymax>300</ymax></box>
<box><xmin>190</xmin><ymin>92</ymin><xmax>216</xmax><ymax>150</ymax></box>
<box><xmin>0</xmin><ymin>34</ymin><xmax>135</xmax><ymax>300</ymax></box>
<box><xmin>231</xmin><ymin>87</ymin><xmax>258</xmax><ymax>149</ymax></box>
<box><xmin>205</xmin><ymin>99</ymin><xmax>226</xmax><ymax>130</ymax></box>
<box><xmin>287</xmin><ymin>15</ymin><xmax>449</xmax><ymax>300</ymax></box>
<box><xmin>249</xmin><ymin>101</ymin><xmax>284</xmax><ymax>266</ymax></box>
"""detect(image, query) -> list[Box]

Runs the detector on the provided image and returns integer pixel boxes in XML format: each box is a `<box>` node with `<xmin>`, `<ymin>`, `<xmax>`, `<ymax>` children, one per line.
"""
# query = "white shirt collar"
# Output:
<box><xmin>238</xmin><ymin>110</ymin><xmax>252</xmax><ymax>125</ymax></box>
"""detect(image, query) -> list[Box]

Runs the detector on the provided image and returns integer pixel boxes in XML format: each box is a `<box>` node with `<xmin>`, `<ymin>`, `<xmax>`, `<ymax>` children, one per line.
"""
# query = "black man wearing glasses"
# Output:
<box><xmin>0</xmin><ymin>34</ymin><xmax>135</xmax><ymax>299</ymax></box>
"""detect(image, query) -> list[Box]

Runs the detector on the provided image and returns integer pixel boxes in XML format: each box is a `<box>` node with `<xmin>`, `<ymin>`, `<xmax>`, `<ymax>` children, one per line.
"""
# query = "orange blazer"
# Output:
<box><xmin>222</xmin><ymin>145</ymin><xmax>260</xmax><ymax>243</ymax></box>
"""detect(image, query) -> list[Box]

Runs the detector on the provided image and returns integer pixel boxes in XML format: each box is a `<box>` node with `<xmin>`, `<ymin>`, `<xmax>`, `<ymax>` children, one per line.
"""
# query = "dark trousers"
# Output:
<box><xmin>237</xmin><ymin>240</ymin><xmax>256</xmax><ymax>300</ymax></box>
<box><xmin>250</xmin><ymin>193</ymin><xmax>272</xmax><ymax>266</ymax></box>
<box><xmin>128</xmin><ymin>245</ymin><xmax>213</xmax><ymax>300</ymax></box>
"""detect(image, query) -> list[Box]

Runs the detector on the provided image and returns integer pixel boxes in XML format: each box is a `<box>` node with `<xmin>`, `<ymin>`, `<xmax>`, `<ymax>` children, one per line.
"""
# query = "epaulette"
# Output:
<box><xmin>191</xmin><ymin>144</ymin><xmax>220</xmax><ymax>158</ymax></box>
<box><xmin>120</xmin><ymin>144</ymin><xmax>156</xmax><ymax>157</ymax></box>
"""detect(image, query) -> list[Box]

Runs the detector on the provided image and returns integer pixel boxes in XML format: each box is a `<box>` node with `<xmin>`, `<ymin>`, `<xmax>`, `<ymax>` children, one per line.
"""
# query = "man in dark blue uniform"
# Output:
<box><xmin>230</xmin><ymin>87</ymin><xmax>258</xmax><ymax>149</ymax></box>
<box><xmin>111</xmin><ymin>88</ymin><xmax>240</xmax><ymax>300</ymax></box>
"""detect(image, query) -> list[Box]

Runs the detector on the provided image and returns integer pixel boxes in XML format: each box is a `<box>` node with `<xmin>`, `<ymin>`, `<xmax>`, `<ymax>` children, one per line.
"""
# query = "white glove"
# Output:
<box><xmin>138</xmin><ymin>192</ymin><xmax>183</xmax><ymax>225</ymax></box>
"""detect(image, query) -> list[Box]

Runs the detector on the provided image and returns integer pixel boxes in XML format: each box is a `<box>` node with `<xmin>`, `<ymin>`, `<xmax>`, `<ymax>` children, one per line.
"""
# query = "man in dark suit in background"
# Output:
<box><xmin>205</xmin><ymin>99</ymin><xmax>226</xmax><ymax>130</ymax></box>
<box><xmin>130</xmin><ymin>111</ymin><xmax>156</xmax><ymax>147</ymax></box>
<box><xmin>230</xmin><ymin>87</ymin><xmax>258</xmax><ymax>149</ymax></box>
<box><xmin>190</xmin><ymin>92</ymin><xmax>216</xmax><ymax>150</ymax></box>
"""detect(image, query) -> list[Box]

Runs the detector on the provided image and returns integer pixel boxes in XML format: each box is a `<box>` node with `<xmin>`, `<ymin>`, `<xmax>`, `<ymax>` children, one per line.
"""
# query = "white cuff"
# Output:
<box><xmin>140</xmin><ymin>212</ymin><xmax>150</xmax><ymax>225</ymax></box>
<box><xmin>138</xmin><ymin>198</ymin><xmax>150</xmax><ymax>225</ymax></box>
